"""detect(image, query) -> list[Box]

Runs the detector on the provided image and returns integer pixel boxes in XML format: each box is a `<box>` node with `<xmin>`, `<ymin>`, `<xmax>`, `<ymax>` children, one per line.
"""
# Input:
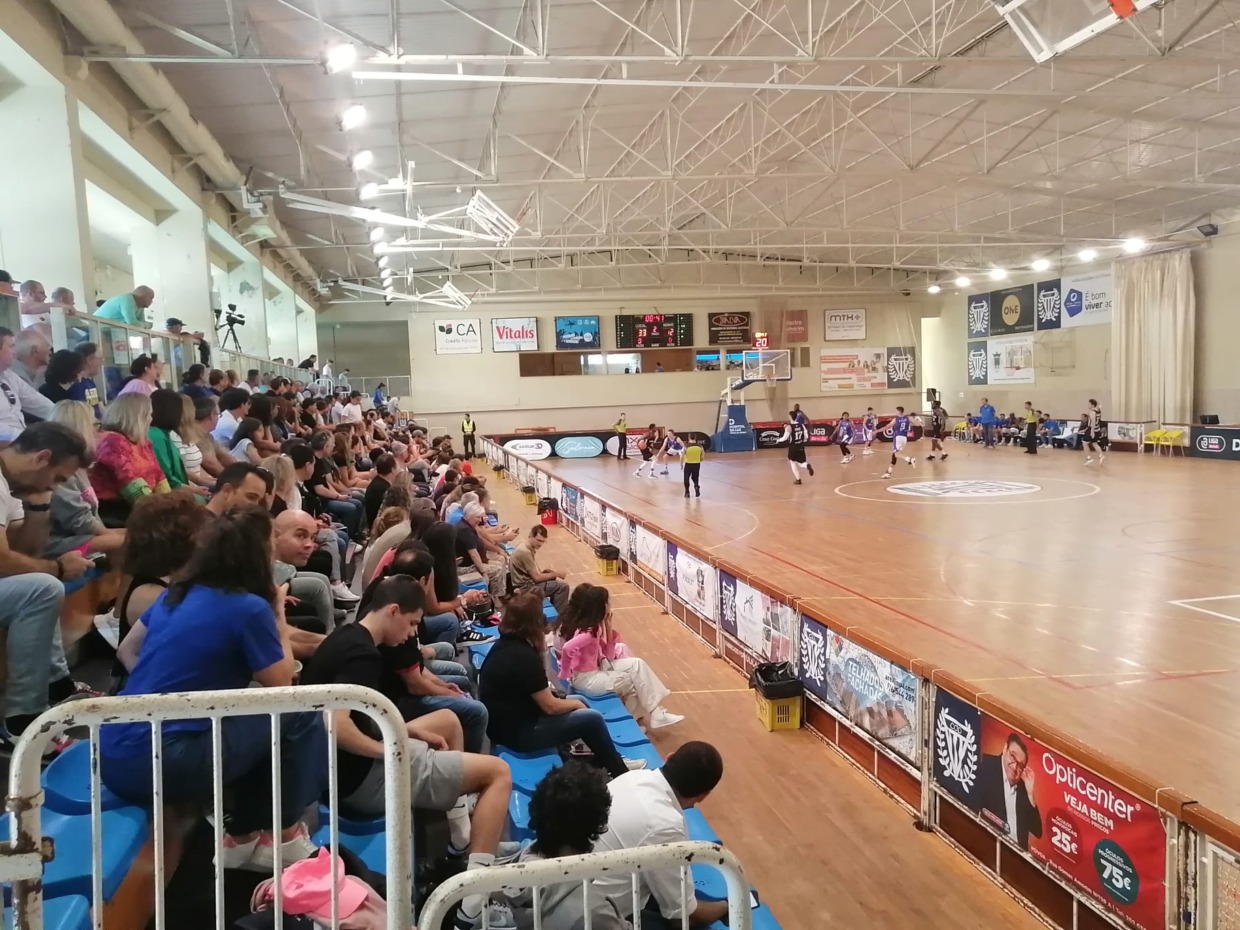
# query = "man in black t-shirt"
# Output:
<box><xmin>455</xmin><ymin>502</ymin><xmax>506</xmax><ymax>598</ymax></box>
<box><xmin>301</xmin><ymin>576</ymin><xmax>518</xmax><ymax>929</ymax></box>
<box><xmin>363</xmin><ymin>453</ymin><xmax>396</xmax><ymax>529</ymax></box>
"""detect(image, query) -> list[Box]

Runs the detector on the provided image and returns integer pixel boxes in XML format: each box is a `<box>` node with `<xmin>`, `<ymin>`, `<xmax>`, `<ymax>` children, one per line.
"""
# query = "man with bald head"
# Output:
<box><xmin>273</xmin><ymin>510</ymin><xmax>341</xmax><ymax>642</ymax></box>
<box><xmin>94</xmin><ymin>285</ymin><xmax>155</xmax><ymax>328</ymax></box>
<box><xmin>18</xmin><ymin>282</ymin><xmax>49</xmax><ymax>330</ymax></box>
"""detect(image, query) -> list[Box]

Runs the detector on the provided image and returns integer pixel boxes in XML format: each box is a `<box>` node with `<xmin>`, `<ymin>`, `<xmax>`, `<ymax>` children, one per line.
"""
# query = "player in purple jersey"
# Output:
<box><xmin>881</xmin><ymin>406</ymin><xmax>917</xmax><ymax>479</ymax></box>
<box><xmin>862</xmin><ymin>407</ymin><xmax>878</xmax><ymax>455</ymax></box>
<box><xmin>830</xmin><ymin>413</ymin><xmax>854</xmax><ymax>464</ymax></box>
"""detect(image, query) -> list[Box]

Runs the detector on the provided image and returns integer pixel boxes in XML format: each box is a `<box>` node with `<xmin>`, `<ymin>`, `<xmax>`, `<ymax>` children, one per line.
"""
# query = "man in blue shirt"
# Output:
<box><xmin>978</xmin><ymin>397</ymin><xmax>997</xmax><ymax>448</ymax></box>
<box><xmin>94</xmin><ymin>286</ymin><xmax>154</xmax><ymax>328</ymax></box>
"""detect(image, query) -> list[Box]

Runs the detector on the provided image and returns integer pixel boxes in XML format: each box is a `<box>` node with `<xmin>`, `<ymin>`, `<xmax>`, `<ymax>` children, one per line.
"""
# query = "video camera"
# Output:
<box><xmin>215</xmin><ymin>303</ymin><xmax>246</xmax><ymax>327</ymax></box>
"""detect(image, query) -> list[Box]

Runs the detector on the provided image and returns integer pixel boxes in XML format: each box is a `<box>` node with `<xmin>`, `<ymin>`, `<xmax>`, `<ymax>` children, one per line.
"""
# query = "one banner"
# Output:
<box><xmin>885</xmin><ymin>345</ymin><xmax>917</xmax><ymax>389</ymax></box>
<box><xmin>798</xmin><ymin>615</ymin><xmax>920</xmax><ymax>764</ymax></box>
<box><xmin>986</xmin><ymin>333</ymin><xmax>1036</xmax><ymax>385</ymax></box>
<box><xmin>1035</xmin><ymin>279</ymin><xmax>1062</xmax><ymax>330</ymax></box>
<box><xmin>554</xmin><ymin>315</ymin><xmax>601</xmax><ymax>349</ymax></box>
<box><xmin>718</xmin><ymin>570</ymin><xmax>798</xmax><ymax>662</ymax></box>
<box><xmin>784</xmin><ymin>310</ymin><xmax>809</xmax><ymax>343</ymax></box>
<box><xmin>666</xmin><ymin>542</ymin><xmax>718</xmax><ymax>621</ymax></box>
<box><xmin>491</xmin><ymin>317</ymin><xmax>539</xmax><ymax>351</ymax></box>
<box><xmin>967</xmin><ymin>340</ymin><xmax>989</xmax><ymax>386</ymax></box>
<box><xmin>932</xmin><ymin>691</ymin><xmax>1166</xmax><ymax>930</ymax></box>
<box><xmin>820</xmin><ymin>348</ymin><xmax>888</xmax><ymax>391</ymax></box>
<box><xmin>560</xmin><ymin>485</ymin><xmax>580</xmax><ymax>523</ymax></box>
<box><xmin>634</xmin><ymin>525</ymin><xmax>666</xmax><ymax>582</ymax></box>
<box><xmin>824</xmin><ymin>309</ymin><xmax>867</xmax><ymax>341</ymax></box>
<box><xmin>967</xmin><ymin>293</ymin><xmax>991</xmax><ymax>340</ymax></box>
<box><xmin>707</xmin><ymin>311</ymin><xmax>752</xmax><ymax>346</ymax></box>
<box><xmin>433</xmin><ymin>318</ymin><xmax>483</xmax><ymax>354</ymax></box>
<box><xmin>580</xmin><ymin>496</ymin><xmax>602</xmax><ymax>540</ymax></box>
<box><xmin>988</xmin><ymin>284</ymin><xmax>1035</xmax><ymax>335</ymax></box>
<box><xmin>1062</xmin><ymin>269</ymin><xmax>1113</xmax><ymax>328</ymax></box>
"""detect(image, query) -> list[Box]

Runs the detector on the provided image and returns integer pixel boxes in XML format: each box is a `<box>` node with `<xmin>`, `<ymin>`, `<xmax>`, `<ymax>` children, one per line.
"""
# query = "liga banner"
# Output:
<box><xmin>798</xmin><ymin>615</ymin><xmax>920</xmax><ymax>764</ymax></box>
<box><xmin>718</xmin><ymin>570</ymin><xmax>798</xmax><ymax>663</ymax></box>
<box><xmin>932</xmin><ymin>691</ymin><xmax>1166</xmax><ymax>930</ymax></box>
<box><xmin>634</xmin><ymin>525</ymin><xmax>666</xmax><ymax>582</ymax></box>
<box><xmin>580</xmin><ymin>495</ymin><xmax>602</xmax><ymax>540</ymax></box>
<box><xmin>666</xmin><ymin>542</ymin><xmax>718</xmax><ymax>622</ymax></box>
<box><xmin>560</xmin><ymin>485</ymin><xmax>580</xmax><ymax>523</ymax></box>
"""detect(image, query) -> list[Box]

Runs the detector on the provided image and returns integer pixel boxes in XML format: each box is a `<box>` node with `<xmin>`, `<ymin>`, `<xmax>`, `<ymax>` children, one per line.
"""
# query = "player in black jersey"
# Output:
<box><xmin>926</xmin><ymin>400</ymin><xmax>950</xmax><ymax>462</ymax></box>
<box><xmin>778</xmin><ymin>410</ymin><xmax>815</xmax><ymax>484</ymax></box>
<box><xmin>1084</xmin><ymin>398</ymin><xmax>1108</xmax><ymax>465</ymax></box>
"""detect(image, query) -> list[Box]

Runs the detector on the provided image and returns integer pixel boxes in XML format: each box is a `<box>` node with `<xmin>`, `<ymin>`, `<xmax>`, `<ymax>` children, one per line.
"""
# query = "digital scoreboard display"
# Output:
<box><xmin>615</xmin><ymin>313</ymin><xmax>694</xmax><ymax>348</ymax></box>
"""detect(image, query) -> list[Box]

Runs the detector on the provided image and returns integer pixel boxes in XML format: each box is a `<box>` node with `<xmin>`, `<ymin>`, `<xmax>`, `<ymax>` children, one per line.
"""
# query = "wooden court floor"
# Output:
<box><xmin>488</xmin><ymin>477</ymin><xmax>1045</xmax><ymax>930</ymax></box>
<box><xmin>532</xmin><ymin>441</ymin><xmax>1240</xmax><ymax>827</ymax></box>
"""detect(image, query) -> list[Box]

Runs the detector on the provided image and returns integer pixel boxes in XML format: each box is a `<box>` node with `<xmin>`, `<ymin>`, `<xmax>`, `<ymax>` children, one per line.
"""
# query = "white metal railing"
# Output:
<box><xmin>5</xmin><ymin>685</ymin><xmax>413</xmax><ymax>930</ymax></box>
<box><xmin>417</xmin><ymin>841</ymin><xmax>753</xmax><ymax>930</ymax></box>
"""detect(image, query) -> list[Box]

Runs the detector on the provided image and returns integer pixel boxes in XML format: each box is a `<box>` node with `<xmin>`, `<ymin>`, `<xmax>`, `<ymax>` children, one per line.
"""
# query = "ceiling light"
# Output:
<box><xmin>369</xmin><ymin>227</ymin><xmax>386</xmax><ymax>243</ymax></box>
<box><xmin>324</xmin><ymin>43</ymin><xmax>358</xmax><ymax>74</ymax></box>
<box><xmin>373</xmin><ymin>240</ymin><xmax>389</xmax><ymax>254</ymax></box>
<box><xmin>339</xmin><ymin>104</ymin><xmax>366</xmax><ymax>131</ymax></box>
<box><xmin>359</xmin><ymin>182</ymin><xmax>381</xmax><ymax>200</ymax></box>
<box><xmin>954</xmin><ymin>276</ymin><xmax>971</xmax><ymax>288</ymax></box>
<box><xmin>465</xmin><ymin>190</ymin><xmax>520</xmax><ymax>245</ymax></box>
<box><xmin>1078</xmin><ymin>248</ymin><xmax>1097</xmax><ymax>262</ymax></box>
<box><xmin>350</xmin><ymin>150</ymin><xmax>374</xmax><ymax>171</ymax></box>
<box><xmin>377</xmin><ymin>255</ymin><xmax>390</xmax><ymax>269</ymax></box>
<box><xmin>988</xmin><ymin>268</ymin><xmax>1007</xmax><ymax>281</ymax></box>
<box><xmin>380</xmin><ymin>266</ymin><xmax>393</xmax><ymax>279</ymax></box>
<box><xmin>927</xmin><ymin>284</ymin><xmax>941</xmax><ymax>295</ymax></box>
<box><xmin>1031</xmin><ymin>258</ymin><xmax>1051</xmax><ymax>272</ymax></box>
<box><xmin>1122</xmin><ymin>237</ymin><xmax>1146</xmax><ymax>254</ymax></box>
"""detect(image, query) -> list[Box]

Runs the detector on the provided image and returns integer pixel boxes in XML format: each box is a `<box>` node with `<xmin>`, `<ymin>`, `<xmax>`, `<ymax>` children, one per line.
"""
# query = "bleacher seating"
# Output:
<box><xmin>42</xmin><ymin>742</ymin><xmax>131</xmax><ymax>815</ymax></box>
<box><xmin>3</xmin><ymin>894</ymin><xmax>90</xmax><ymax>930</ymax></box>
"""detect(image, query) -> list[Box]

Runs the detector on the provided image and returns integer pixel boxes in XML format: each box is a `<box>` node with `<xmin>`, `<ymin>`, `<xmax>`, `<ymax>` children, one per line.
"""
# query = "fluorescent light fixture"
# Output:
<box><xmin>373</xmin><ymin>240</ymin><xmax>390</xmax><ymax>254</ymax></box>
<box><xmin>377</xmin><ymin>255</ymin><xmax>390</xmax><ymax>269</ymax></box>
<box><xmin>324</xmin><ymin>43</ymin><xmax>358</xmax><ymax>74</ymax></box>
<box><xmin>927</xmin><ymin>284</ymin><xmax>942</xmax><ymax>295</ymax></box>
<box><xmin>350</xmin><ymin>150</ymin><xmax>374</xmax><ymax>171</ymax></box>
<box><xmin>369</xmin><ymin>227</ymin><xmax>386</xmax><ymax>243</ymax></box>
<box><xmin>1122</xmin><ymin>237</ymin><xmax>1146</xmax><ymax>254</ymax></box>
<box><xmin>360</xmin><ymin>182</ymin><xmax>381</xmax><ymax>200</ymax></box>
<box><xmin>1078</xmin><ymin>248</ymin><xmax>1098</xmax><ymax>262</ymax></box>
<box><xmin>1031</xmin><ymin>258</ymin><xmax>1051</xmax><ymax>272</ymax></box>
<box><xmin>466</xmin><ymin>191</ymin><xmax>520</xmax><ymax>245</ymax></box>
<box><xmin>988</xmin><ymin>268</ymin><xmax>1007</xmax><ymax>281</ymax></box>
<box><xmin>339</xmin><ymin>104</ymin><xmax>366</xmax><ymax>131</ymax></box>
<box><xmin>954</xmin><ymin>276</ymin><xmax>971</xmax><ymax>288</ymax></box>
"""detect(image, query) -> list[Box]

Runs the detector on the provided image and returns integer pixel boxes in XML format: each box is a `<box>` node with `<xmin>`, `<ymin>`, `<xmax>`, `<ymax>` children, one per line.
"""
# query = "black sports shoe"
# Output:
<box><xmin>806</xmin><ymin>463</ymin><xmax>815</xmax><ymax>476</ymax></box>
<box><xmin>941</xmin><ymin>453</ymin><xmax>949</xmax><ymax>461</ymax></box>
<box><xmin>457</xmin><ymin>628</ymin><xmax>493</xmax><ymax>644</ymax></box>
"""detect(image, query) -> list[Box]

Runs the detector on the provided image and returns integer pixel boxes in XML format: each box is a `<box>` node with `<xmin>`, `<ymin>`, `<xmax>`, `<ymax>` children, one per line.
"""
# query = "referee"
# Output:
<box><xmin>614</xmin><ymin>411</ymin><xmax>628</xmax><ymax>459</ymax></box>
<box><xmin>683</xmin><ymin>437</ymin><xmax>703</xmax><ymax>497</ymax></box>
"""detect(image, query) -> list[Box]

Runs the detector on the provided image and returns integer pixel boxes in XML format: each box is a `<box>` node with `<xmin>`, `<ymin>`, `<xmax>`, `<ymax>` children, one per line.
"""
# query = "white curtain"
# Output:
<box><xmin>1111</xmin><ymin>250</ymin><xmax>1195</xmax><ymax>424</ymax></box>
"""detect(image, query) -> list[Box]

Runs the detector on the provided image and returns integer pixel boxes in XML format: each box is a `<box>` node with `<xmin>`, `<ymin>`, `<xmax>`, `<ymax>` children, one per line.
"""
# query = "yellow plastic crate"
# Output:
<box><xmin>522</xmin><ymin>490</ymin><xmax>537</xmax><ymax>505</ymax></box>
<box><xmin>595</xmin><ymin>557</ymin><xmax>620</xmax><ymax>576</ymax></box>
<box><xmin>755</xmin><ymin>693</ymin><xmax>802</xmax><ymax>731</ymax></box>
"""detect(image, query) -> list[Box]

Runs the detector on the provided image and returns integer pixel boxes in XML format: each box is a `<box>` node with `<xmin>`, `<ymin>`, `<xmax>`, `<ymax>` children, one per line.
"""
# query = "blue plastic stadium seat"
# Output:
<box><xmin>684</xmin><ymin>808</ymin><xmax>721</xmax><ymax>844</ymax></box>
<box><xmin>40</xmin><ymin>807</ymin><xmax>148</xmax><ymax>901</ymax></box>
<box><xmin>41</xmin><ymin>742</ymin><xmax>135</xmax><ymax>816</ymax></box>
<box><xmin>310</xmin><ymin>825</ymin><xmax>387</xmax><ymax>875</ymax></box>
<box><xmin>604</xmin><ymin>716</ymin><xmax>649</xmax><ymax>747</ymax></box>
<box><xmin>692</xmin><ymin>863</ymin><xmax>727</xmax><ymax>900</ymax></box>
<box><xmin>507</xmin><ymin>791</ymin><xmax>533</xmax><ymax>842</ymax></box>
<box><xmin>542</xmin><ymin>599</ymin><xmax>558</xmax><ymax>623</ymax></box>
<box><xmin>573</xmin><ymin>691</ymin><xmax>630</xmax><ymax>722</ymax></box>
<box><xmin>4</xmin><ymin>894</ymin><xmax>91</xmax><ymax>930</ymax></box>
<box><xmin>316</xmin><ymin>804</ymin><xmax>384</xmax><ymax>836</ymax></box>
<box><xmin>469</xmin><ymin>640</ymin><xmax>496</xmax><ymax>670</ymax></box>
<box><xmin>494</xmin><ymin>746</ymin><xmax>560</xmax><ymax>795</ymax></box>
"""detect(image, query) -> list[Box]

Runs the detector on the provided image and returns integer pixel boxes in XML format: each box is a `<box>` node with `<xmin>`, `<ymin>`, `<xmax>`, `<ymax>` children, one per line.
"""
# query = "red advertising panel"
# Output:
<box><xmin>978</xmin><ymin>719</ymin><xmax>1165</xmax><ymax>930</ymax></box>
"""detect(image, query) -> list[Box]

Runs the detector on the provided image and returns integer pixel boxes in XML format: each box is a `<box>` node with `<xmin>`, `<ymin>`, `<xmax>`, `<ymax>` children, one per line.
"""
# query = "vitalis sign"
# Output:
<box><xmin>491</xmin><ymin>317</ymin><xmax>539</xmax><ymax>352</ymax></box>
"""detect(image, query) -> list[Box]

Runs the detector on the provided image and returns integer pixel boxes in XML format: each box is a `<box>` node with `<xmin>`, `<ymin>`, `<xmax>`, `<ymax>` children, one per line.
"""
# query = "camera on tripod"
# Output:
<box><xmin>215</xmin><ymin>303</ymin><xmax>246</xmax><ymax>328</ymax></box>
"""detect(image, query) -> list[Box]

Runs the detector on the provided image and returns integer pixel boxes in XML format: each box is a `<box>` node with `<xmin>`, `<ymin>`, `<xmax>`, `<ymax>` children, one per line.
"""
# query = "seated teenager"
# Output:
<box><xmin>101</xmin><ymin>507</ymin><xmax>326</xmax><ymax>870</ymax></box>
<box><xmin>90</xmin><ymin>393</ymin><xmax>171</xmax><ymax>527</ymax></box>
<box><xmin>363</xmin><ymin>453</ymin><xmax>397</xmax><ymax>528</ymax></box>
<box><xmin>38</xmin><ymin>349</ymin><xmax>85</xmax><ymax>404</ymax></box>
<box><xmin>308</xmin><ymin>431</ymin><xmax>365</xmax><ymax>540</ymax></box>
<box><xmin>425</xmin><ymin>521</ymin><xmax>491</xmax><ymax>645</ymax></box>
<box><xmin>357</xmin><ymin>544</ymin><xmax>488</xmax><ymax>753</ymax></box>
<box><xmin>300</xmin><ymin>575</ymin><xmax>516</xmax><ymax>929</ymax></box>
<box><xmin>558</xmin><ymin>584</ymin><xmax>683</xmax><ymax>730</ymax></box>
<box><xmin>332</xmin><ymin>429</ymin><xmax>371</xmax><ymax>490</ymax></box>
<box><xmin>46</xmin><ymin>400</ymin><xmax>126</xmax><ymax>558</ymax></box>
<box><xmin>282</xmin><ymin>441</ymin><xmax>351</xmax><ymax>559</ymax></box>
<box><xmin>478</xmin><ymin>593</ymin><xmax>645</xmax><ymax>777</ymax></box>
<box><xmin>229</xmin><ymin>416</ymin><xmax>266</xmax><ymax>465</ymax></box>
<box><xmin>509</xmin><ymin>525</ymin><xmax>568</xmax><ymax>613</ymax></box>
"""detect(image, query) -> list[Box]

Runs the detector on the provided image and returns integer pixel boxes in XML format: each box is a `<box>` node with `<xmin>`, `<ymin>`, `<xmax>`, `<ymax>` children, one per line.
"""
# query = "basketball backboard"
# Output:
<box><xmin>995</xmin><ymin>0</ymin><xmax>1160</xmax><ymax>63</ymax></box>
<box><xmin>742</xmin><ymin>349</ymin><xmax>792</xmax><ymax>383</ymax></box>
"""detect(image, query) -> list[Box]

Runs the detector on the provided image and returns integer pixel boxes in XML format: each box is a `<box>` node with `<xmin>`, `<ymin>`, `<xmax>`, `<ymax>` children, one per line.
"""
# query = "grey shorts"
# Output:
<box><xmin>343</xmin><ymin>740</ymin><xmax>465</xmax><ymax>815</ymax></box>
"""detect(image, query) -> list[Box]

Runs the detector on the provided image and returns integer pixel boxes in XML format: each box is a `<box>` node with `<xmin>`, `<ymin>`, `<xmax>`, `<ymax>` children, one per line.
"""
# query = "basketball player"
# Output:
<box><xmin>633</xmin><ymin>424</ymin><xmax>659</xmax><ymax>478</ymax></box>
<box><xmin>683</xmin><ymin>437</ymin><xmax>703</xmax><ymax>497</ymax></box>
<box><xmin>1084</xmin><ymin>399</ymin><xmax>1108</xmax><ymax>465</ymax></box>
<box><xmin>829</xmin><ymin>413</ymin><xmax>854</xmax><ymax>464</ymax></box>
<box><xmin>777</xmin><ymin>410</ymin><xmax>814</xmax><ymax>484</ymax></box>
<box><xmin>793</xmin><ymin>403</ymin><xmax>809</xmax><ymax>425</ymax></box>
<box><xmin>653</xmin><ymin>428</ymin><xmax>676</xmax><ymax>476</ymax></box>
<box><xmin>881</xmin><ymin>406</ymin><xmax>916</xmax><ymax>479</ymax></box>
<box><xmin>862</xmin><ymin>407</ymin><xmax>878</xmax><ymax>455</ymax></box>
<box><xmin>926</xmin><ymin>400</ymin><xmax>950</xmax><ymax>462</ymax></box>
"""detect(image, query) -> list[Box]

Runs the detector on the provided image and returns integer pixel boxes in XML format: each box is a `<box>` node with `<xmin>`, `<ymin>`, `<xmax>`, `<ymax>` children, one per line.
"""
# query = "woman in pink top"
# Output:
<box><xmin>557</xmin><ymin>584</ymin><xmax>683</xmax><ymax>730</ymax></box>
<box><xmin>117</xmin><ymin>354</ymin><xmax>163</xmax><ymax>397</ymax></box>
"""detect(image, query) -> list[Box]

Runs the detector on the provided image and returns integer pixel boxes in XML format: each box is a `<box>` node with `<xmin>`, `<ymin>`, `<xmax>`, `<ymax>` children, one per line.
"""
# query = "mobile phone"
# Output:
<box><xmin>87</xmin><ymin>552</ymin><xmax>107</xmax><ymax>563</ymax></box>
<box><xmin>749</xmin><ymin>891</ymin><xmax>760</xmax><ymax>909</ymax></box>
<box><xmin>272</xmin><ymin>561</ymin><xmax>297</xmax><ymax>586</ymax></box>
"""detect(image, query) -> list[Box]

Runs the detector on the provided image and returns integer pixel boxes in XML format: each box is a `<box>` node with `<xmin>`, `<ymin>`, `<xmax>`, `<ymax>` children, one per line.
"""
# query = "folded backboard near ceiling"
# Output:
<box><xmin>994</xmin><ymin>0</ymin><xmax>1161</xmax><ymax>62</ymax></box>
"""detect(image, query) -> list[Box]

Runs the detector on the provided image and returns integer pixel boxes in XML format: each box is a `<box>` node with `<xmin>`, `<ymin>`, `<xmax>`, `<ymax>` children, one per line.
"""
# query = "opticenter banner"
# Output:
<box><xmin>933</xmin><ymin>692</ymin><xmax>1166</xmax><ymax>930</ymax></box>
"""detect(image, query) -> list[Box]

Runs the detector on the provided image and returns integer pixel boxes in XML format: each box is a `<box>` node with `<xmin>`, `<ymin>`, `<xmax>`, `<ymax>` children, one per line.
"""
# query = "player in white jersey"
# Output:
<box><xmin>778</xmin><ymin>410</ymin><xmax>815</xmax><ymax>484</ymax></box>
<box><xmin>881</xmin><ymin>406</ymin><xmax>917</xmax><ymax>479</ymax></box>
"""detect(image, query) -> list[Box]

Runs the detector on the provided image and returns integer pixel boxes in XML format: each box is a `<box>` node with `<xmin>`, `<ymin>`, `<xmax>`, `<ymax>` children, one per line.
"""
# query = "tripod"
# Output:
<box><xmin>217</xmin><ymin>321</ymin><xmax>243</xmax><ymax>353</ymax></box>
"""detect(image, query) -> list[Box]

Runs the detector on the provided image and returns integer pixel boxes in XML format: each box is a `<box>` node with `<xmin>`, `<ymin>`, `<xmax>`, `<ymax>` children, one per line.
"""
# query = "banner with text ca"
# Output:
<box><xmin>932</xmin><ymin>691</ymin><xmax>1165</xmax><ymax>930</ymax></box>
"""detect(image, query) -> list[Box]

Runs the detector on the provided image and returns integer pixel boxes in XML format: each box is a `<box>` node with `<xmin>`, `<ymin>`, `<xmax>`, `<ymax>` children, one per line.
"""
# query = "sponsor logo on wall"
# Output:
<box><xmin>502</xmin><ymin>438</ymin><xmax>552</xmax><ymax>460</ymax></box>
<box><xmin>988</xmin><ymin>283</ymin><xmax>1035</xmax><ymax>335</ymax></box>
<box><xmin>491</xmin><ymin>317</ymin><xmax>539</xmax><ymax>351</ymax></box>
<box><xmin>824</xmin><ymin>308</ymin><xmax>867</xmax><ymax>341</ymax></box>
<box><xmin>967</xmin><ymin>293</ymin><xmax>991</xmax><ymax>339</ymax></box>
<box><xmin>554</xmin><ymin>316</ymin><xmax>600</xmax><ymax>349</ymax></box>
<box><xmin>553</xmin><ymin>436</ymin><xmax>605</xmax><ymax>458</ymax></box>
<box><xmin>433</xmin><ymin>318</ymin><xmax>483</xmax><ymax>354</ymax></box>
<box><xmin>1035</xmin><ymin>279</ymin><xmax>1062</xmax><ymax>330</ymax></box>
<box><xmin>708</xmin><ymin>311</ymin><xmax>752</xmax><ymax>346</ymax></box>
<box><xmin>886</xmin><ymin>346</ymin><xmax>916</xmax><ymax>389</ymax></box>
<box><xmin>1188</xmin><ymin>427</ymin><xmax>1240</xmax><ymax>461</ymax></box>
<box><xmin>967</xmin><ymin>340</ymin><xmax>988</xmax><ymax>385</ymax></box>
<box><xmin>783</xmin><ymin>309</ymin><xmax>809</xmax><ymax>343</ymax></box>
<box><xmin>1062</xmin><ymin>270</ymin><xmax>1113</xmax><ymax>328</ymax></box>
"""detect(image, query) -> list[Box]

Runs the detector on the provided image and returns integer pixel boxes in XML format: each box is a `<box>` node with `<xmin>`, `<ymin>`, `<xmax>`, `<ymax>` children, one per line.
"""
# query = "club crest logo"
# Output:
<box><xmin>935</xmin><ymin>705</ymin><xmax>979</xmax><ymax>792</ymax></box>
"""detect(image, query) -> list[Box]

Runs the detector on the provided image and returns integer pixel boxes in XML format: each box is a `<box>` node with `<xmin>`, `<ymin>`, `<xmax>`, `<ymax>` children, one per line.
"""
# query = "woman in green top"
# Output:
<box><xmin>149</xmin><ymin>389</ymin><xmax>194</xmax><ymax>489</ymax></box>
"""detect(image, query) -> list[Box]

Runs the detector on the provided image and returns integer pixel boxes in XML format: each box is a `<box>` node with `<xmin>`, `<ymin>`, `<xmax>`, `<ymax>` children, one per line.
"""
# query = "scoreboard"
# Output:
<box><xmin>615</xmin><ymin>313</ymin><xmax>694</xmax><ymax>348</ymax></box>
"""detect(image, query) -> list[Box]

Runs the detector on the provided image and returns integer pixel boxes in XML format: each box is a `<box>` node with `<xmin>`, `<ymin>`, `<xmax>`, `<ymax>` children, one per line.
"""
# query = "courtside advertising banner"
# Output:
<box><xmin>718</xmin><ymin>570</ymin><xmax>797</xmax><ymax>662</ymax></box>
<box><xmin>580</xmin><ymin>495</ymin><xmax>602</xmax><ymax>540</ymax></box>
<box><xmin>1062</xmin><ymin>269</ymin><xmax>1113</xmax><ymax>328</ymax></box>
<box><xmin>666</xmin><ymin>542</ymin><xmax>718</xmax><ymax>622</ymax></box>
<box><xmin>535</xmin><ymin>470</ymin><xmax>549</xmax><ymax>500</ymax></box>
<box><xmin>932</xmin><ymin>690</ymin><xmax>1165</xmax><ymax>930</ymax></box>
<box><xmin>634</xmin><ymin>525</ymin><xmax>666</xmax><ymax>582</ymax></box>
<box><xmin>491</xmin><ymin>317</ymin><xmax>539</xmax><ymax>351</ymax></box>
<box><xmin>559</xmin><ymin>485</ymin><xmax>580</xmax><ymax>523</ymax></box>
<box><xmin>798</xmin><ymin>615</ymin><xmax>920</xmax><ymax>764</ymax></box>
<box><xmin>627</xmin><ymin>519</ymin><xmax>638</xmax><ymax>563</ymax></box>
<box><xmin>601</xmin><ymin>507</ymin><xmax>624</xmax><ymax>547</ymax></box>
<box><xmin>548</xmin><ymin>478</ymin><xmax>562</xmax><ymax>507</ymax></box>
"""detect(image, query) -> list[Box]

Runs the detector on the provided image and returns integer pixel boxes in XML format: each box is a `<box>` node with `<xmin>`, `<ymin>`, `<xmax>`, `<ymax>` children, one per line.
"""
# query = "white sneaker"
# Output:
<box><xmin>633</xmin><ymin>470</ymin><xmax>643</xmax><ymax>477</ymax></box>
<box><xmin>650</xmin><ymin>708</ymin><xmax>685</xmax><ymax>729</ymax></box>
<box><xmin>624</xmin><ymin>757</ymin><xmax>648</xmax><ymax>771</ymax></box>
<box><xmin>216</xmin><ymin>833</ymin><xmax>260</xmax><ymax>870</ymax></box>
<box><xmin>331</xmin><ymin>582</ymin><xmax>360</xmax><ymax>603</ymax></box>
<box><xmin>1099</xmin><ymin>454</ymin><xmax>1107</xmax><ymax>464</ymax></box>
<box><xmin>92</xmin><ymin>611</ymin><xmax>121</xmax><ymax>650</ymax></box>
<box><xmin>908</xmin><ymin>457</ymin><xmax>916</xmax><ymax>467</ymax></box>
<box><xmin>455</xmin><ymin>901</ymin><xmax>517</xmax><ymax>930</ymax></box>
<box><xmin>1084</xmin><ymin>457</ymin><xmax>1094</xmax><ymax>465</ymax></box>
<box><xmin>842</xmin><ymin>456</ymin><xmax>852</xmax><ymax>464</ymax></box>
<box><xmin>862</xmin><ymin>448</ymin><xmax>874</xmax><ymax>455</ymax></box>
<box><xmin>249</xmin><ymin>823</ymin><xmax>318</xmax><ymax>872</ymax></box>
<box><xmin>881</xmin><ymin>471</ymin><xmax>892</xmax><ymax>479</ymax></box>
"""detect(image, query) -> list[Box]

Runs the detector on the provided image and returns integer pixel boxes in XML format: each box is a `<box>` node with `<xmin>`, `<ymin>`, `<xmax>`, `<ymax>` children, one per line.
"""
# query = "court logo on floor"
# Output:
<box><xmin>888</xmin><ymin>480</ymin><xmax>1039</xmax><ymax>498</ymax></box>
